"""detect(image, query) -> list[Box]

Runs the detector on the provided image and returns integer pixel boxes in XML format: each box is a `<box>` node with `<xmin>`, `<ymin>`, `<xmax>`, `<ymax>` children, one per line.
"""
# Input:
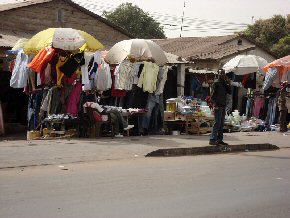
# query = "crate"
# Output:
<box><xmin>164</xmin><ymin>111</ymin><xmax>175</xmax><ymax>121</ymax></box>
<box><xmin>175</xmin><ymin>113</ymin><xmax>187</xmax><ymax>121</ymax></box>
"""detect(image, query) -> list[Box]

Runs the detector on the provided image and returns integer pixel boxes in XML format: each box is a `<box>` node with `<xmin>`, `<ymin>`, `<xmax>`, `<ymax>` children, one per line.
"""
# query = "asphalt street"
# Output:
<box><xmin>1</xmin><ymin>148</ymin><xmax>290</xmax><ymax>218</ymax></box>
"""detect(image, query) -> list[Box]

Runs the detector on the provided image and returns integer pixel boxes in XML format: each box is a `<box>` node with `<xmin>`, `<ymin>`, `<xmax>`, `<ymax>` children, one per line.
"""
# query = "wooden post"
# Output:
<box><xmin>177</xmin><ymin>63</ymin><xmax>185</xmax><ymax>96</ymax></box>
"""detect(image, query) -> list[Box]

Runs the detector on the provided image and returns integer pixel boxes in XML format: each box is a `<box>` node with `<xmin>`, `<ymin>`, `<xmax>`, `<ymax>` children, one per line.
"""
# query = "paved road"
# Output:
<box><xmin>1</xmin><ymin>149</ymin><xmax>290</xmax><ymax>218</ymax></box>
<box><xmin>0</xmin><ymin>131</ymin><xmax>289</xmax><ymax>168</ymax></box>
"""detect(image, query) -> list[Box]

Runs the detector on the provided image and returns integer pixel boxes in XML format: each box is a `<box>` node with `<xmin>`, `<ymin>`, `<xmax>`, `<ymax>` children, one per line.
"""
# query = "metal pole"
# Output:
<box><xmin>180</xmin><ymin>0</ymin><xmax>186</xmax><ymax>37</ymax></box>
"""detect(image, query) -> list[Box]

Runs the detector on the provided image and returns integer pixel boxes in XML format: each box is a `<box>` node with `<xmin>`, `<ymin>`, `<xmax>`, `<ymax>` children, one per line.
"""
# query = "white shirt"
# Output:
<box><xmin>115</xmin><ymin>60</ymin><xmax>135</xmax><ymax>90</ymax></box>
<box><xmin>155</xmin><ymin>66</ymin><xmax>168</xmax><ymax>95</ymax></box>
<box><xmin>10</xmin><ymin>49</ymin><xmax>29</xmax><ymax>88</ymax></box>
<box><xmin>94</xmin><ymin>61</ymin><xmax>112</xmax><ymax>91</ymax></box>
<box><xmin>81</xmin><ymin>52</ymin><xmax>94</xmax><ymax>85</ymax></box>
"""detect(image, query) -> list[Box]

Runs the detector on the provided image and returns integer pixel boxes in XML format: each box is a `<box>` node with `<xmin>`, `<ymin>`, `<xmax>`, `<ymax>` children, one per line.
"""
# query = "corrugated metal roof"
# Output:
<box><xmin>153</xmin><ymin>35</ymin><xmax>255</xmax><ymax>60</ymax></box>
<box><xmin>0</xmin><ymin>30</ymin><xmax>33</xmax><ymax>48</ymax></box>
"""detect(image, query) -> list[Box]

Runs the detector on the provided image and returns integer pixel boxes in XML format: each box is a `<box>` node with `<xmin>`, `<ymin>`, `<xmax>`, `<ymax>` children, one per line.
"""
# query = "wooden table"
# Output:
<box><xmin>122</xmin><ymin>111</ymin><xmax>146</xmax><ymax>136</ymax></box>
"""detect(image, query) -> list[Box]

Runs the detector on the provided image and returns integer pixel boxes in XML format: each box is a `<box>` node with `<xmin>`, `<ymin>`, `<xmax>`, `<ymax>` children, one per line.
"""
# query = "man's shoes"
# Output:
<box><xmin>115</xmin><ymin>133</ymin><xmax>124</xmax><ymax>138</ymax></box>
<box><xmin>124</xmin><ymin>125</ymin><xmax>134</xmax><ymax>131</ymax></box>
<box><xmin>217</xmin><ymin>141</ymin><xmax>229</xmax><ymax>146</ymax></box>
<box><xmin>209</xmin><ymin>140</ymin><xmax>219</xmax><ymax>145</ymax></box>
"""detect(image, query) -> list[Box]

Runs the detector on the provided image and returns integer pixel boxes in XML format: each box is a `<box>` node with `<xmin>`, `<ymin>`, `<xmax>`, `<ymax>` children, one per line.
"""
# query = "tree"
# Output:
<box><xmin>240</xmin><ymin>15</ymin><xmax>289</xmax><ymax>58</ymax></box>
<box><xmin>103</xmin><ymin>3</ymin><xmax>166</xmax><ymax>39</ymax></box>
<box><xmin>271</xmin><ymin>35</ymin><xmax>290</xmax><ymax>57</ymax></box>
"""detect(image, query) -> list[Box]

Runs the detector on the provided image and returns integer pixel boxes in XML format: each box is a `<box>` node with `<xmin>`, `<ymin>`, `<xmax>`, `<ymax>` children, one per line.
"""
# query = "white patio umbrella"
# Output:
<box><xmin>105</xmin><ymin>39</ymin><xmax>168</xmax><ymax>66</ymax></box>
<box><xmin>223</xmin><ymin>55</ymin><xmax>268</xmax><ymax>75</ymax></box>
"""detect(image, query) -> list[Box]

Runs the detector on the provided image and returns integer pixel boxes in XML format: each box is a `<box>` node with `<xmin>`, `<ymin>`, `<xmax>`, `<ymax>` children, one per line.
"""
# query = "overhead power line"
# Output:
<box><xmin>73</xmin><ymin>0</ymin><xmax>249</xmax><ymax>35</ymax></box>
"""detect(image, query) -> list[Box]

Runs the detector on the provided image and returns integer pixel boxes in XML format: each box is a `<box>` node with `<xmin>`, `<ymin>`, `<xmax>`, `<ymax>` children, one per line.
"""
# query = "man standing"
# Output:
<box><xmin>278</xmin><ymin>81</ymin><xmax>289</xmax><ymax>132</ymax></box>
<box><xmin>209</xmin><ymin>69</ymin><xmax>231</xmax><ymax>149</ymax></box>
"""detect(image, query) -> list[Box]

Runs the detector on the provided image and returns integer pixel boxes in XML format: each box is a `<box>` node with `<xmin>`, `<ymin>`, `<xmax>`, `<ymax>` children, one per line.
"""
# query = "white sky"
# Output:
<box><xmin>1</xmin><ymin>0</ymin><xmax>290</xmax><ymax>38</ymax></box>
<box><xmin>75</xmin><ymin>0</ymin><xmax>290</xmax><ymax>37</ymax></box>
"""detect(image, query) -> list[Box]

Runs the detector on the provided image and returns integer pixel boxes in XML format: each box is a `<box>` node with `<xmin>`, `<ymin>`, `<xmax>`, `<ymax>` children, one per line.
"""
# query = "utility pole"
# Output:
<box><xmin>251</xmin><ymin>16</ymin><xmax>254</xmax><ymax>24</ymax></box>
<box><xmin>180</xmin><ymin>0</ymin><xmax>186</xmax><ymax>37</ymax></box>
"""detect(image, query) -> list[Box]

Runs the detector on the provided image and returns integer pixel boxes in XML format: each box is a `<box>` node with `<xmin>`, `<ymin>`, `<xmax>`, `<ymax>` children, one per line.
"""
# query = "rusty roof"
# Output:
<box><xmin>153</xmin><ymin>35</ymin><xmax>255</xmax><ymax>61</ymax></box>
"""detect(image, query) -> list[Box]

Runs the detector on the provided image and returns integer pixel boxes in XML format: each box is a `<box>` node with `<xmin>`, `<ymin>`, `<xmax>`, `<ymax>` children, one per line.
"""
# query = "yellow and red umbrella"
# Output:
<box><xmin>24</xmin><ymin>28</ymin><xmax>104</xmax><ymax>54</ymax></box>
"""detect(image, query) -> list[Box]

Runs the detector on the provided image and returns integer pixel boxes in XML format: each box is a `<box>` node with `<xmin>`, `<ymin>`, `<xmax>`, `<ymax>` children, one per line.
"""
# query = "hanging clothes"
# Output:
<box><xmin>111</xmin><ymin>66</ymin><xmax>127</xmax><ymax>97</ymax></box>
<box><xmin>155</xmin><ymin>66</ymin><xmax>168</xmax><ymax>95</ymax></box>
<box><xmin>27</xmin><ymin>47</ymin><xmax>55</xmax><ymax>74</ymax></box>
<box><xmin>40</xmin><ymin>86</ymin><xmax>62</xmax><ymax>115</ymax></box>
<box><xmin>115</xmin><ymin>60</ymin><xmax>136</xmax><ymax>91</ymax></box>
<box><xmin>137</xmin><ymin>61</ymin><xmax>159</xmax><ymax>93</ymax></box>
<box><xmin>252</xmin><ymin>96</ymin><xmax>265</xmax><ymax>118</ymax></box>
<box><xmin>263</xmin><ymin>68</ymin><xmax>280</xmax><ymax>90</ymax></box>
<box><xmin>66</xmin><ymin>82</ymin><xmax>82</xmax><ymax>117</ymax></box>
<box><xmin>245</xmin><ymin>97</ymin><xmax>254</xmax><ymax>118</ymax></box>
<box><xmin>242</xmin><ymin>73</ymin><xmax>256</xmax><ymax>89</ymax></box>
<box><xmin>265</xmin><ymin>96</ymin><xmax>278</xmax><ymax>126</ymax></box>
<box><xmin>191</xmin><ymin>74</ymin><xmax>201</xmax><ymax>91</ymax></box>
<box><xmin>10</xmin><ymin>49</ymin><xmax>30</xmax><ymax>88</ymax></box>
<box><xmin>56</xmin><ymin>56</ymin><xmax>68</xmax><ymax>86</ymax></box>
<box><xmin>60</xmin><ymin>52</ymin><xmax>85</xmax><ymax>78</ymax></box>
<box><xmin>27</xmin><ymin>90</ymin><xmax>44</xmax><ymax>130</ymax></box>
<box><xmin>81</xmin><ymin>52</ymin><xmax>94</xmax><ymax>85</ymax></box>
<box><xmin>94</xmin><ymin>61</ymin><xmax>112</xmax><ymax>91</ymax></box>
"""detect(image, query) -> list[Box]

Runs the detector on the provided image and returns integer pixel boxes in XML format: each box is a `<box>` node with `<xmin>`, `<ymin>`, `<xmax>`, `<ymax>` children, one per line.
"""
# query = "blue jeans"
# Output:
<box><xmin>210</xmin><ymin>106</ymin><xmax>226</xmax><ymax>142</ymax></box>
<box><xmin>142</xmin><ymin>94</ymin><xmax>163</xmax><ymax>130</ymax></box>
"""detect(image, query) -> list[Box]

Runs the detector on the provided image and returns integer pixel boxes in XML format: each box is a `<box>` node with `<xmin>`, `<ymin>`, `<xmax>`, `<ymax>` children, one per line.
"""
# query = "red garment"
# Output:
<box><xmin>111</xmin><ymin>66</ymin><xmax>127</xmax><ymax>97</ymax></box>
<box><xmin>66</xmin><ymin>82</ymin><xmax>82</xmax><ymax>117</ymax></box>
<box><xmin>63</xmin><ymin>72</ymin><xmax>77</xmax><ymax>85</ymax></box>
<box><xmin>242</xmin><ymin>74</ymin><xmax>250</xmax><ymax>88</ymax></box>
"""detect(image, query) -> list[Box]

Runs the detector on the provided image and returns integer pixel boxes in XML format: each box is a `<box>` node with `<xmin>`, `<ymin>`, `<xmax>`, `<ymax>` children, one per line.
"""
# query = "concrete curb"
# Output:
<box><xmin>145</xmin><ymin>143</ymin><xmax>280</xmax><ymax>157</ymax></box>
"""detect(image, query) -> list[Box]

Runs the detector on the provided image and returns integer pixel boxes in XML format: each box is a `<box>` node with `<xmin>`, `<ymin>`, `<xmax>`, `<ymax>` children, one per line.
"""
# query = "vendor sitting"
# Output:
<box><xmin>83</xmin><ymin>102</ymin><xmax>134</xmax><ymax>137</ymax></box>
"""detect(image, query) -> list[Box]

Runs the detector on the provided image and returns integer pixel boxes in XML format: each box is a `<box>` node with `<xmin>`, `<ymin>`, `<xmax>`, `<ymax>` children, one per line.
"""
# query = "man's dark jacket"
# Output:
<box><xmin>211</xmin><ymin>79</ymin><xmax>231</xmax><ymax>107</ymax></box>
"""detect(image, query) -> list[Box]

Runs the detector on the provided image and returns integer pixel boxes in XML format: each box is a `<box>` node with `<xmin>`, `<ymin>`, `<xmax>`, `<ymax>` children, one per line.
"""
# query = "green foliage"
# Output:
<box><xmin>271</xmin><ymin>35</ymin><xmax>290</xmax><ymax>57</ymax></box>
<box><xmin>103</xmin><ymin>3</ymin><xmax>166</xmax><ymax>39</ymax></box>
<box><xmin>241</xmin><ymin>15</ymin><xmax>289</xmax><ymax>58</ymax></box>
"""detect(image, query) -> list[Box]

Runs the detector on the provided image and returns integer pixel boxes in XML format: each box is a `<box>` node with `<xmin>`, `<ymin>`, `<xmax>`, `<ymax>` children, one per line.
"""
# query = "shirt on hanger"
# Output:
<box><xmin>137</xmin><ymin>61</ymin><xmax>159</xmax><ymax>93</ymax></box>
<box><xmin>155</xmin><ymin>66</ymin><xmax>168</xmax><ymax>95</ymax></box>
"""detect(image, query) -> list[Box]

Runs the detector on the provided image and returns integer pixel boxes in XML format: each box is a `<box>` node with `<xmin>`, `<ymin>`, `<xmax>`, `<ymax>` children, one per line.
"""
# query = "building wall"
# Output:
<box><xmin>220</xmin><ymin>38</ymin><xmax>276</xmax><ymax>66</ymax></box>
<box><xmin>0</xmin><ymin>0</ymin><xmax>130</xmax><ymax>48</ymax></box>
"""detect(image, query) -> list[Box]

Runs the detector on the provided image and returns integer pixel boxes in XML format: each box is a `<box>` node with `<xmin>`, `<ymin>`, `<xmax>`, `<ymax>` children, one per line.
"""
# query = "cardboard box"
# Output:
<box><xmin>175</xmin><ymin>113</ymin><xmax>187</xmax><ymax>121</ymax></box>
<box><xmin>164</xmin><ymin>111</ymin><xmax>175</xmax><ymax>121</ymax></box>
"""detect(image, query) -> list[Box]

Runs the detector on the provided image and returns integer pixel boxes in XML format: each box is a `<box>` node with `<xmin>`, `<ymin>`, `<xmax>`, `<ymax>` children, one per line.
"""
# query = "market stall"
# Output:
<box><xmin>9</xmin><ymin>34</ymin><xmax>175</xmax><ymax>139</ymax></box>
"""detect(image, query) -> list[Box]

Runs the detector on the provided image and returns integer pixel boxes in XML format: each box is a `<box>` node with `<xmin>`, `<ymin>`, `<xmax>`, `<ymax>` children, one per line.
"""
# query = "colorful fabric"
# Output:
<box><xmin>56</xmin><ymin>56</ymin><xmax>68</xmax><ymax>86</ymax></box>
<box><xmin>27</xmin><ymin>47</ymin><xmax>55</xmax><ymax>74</ymax></box>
